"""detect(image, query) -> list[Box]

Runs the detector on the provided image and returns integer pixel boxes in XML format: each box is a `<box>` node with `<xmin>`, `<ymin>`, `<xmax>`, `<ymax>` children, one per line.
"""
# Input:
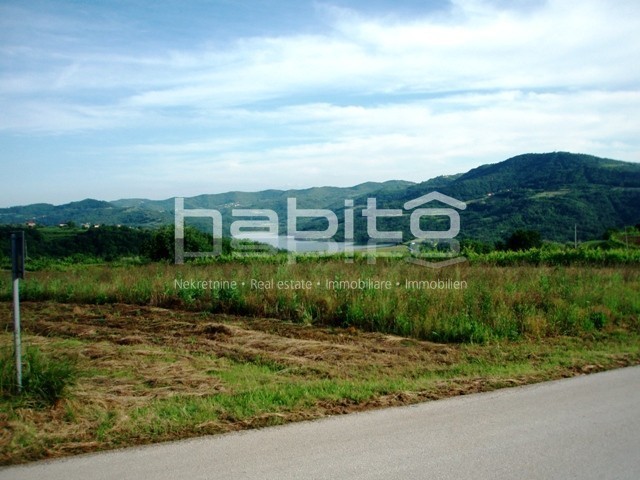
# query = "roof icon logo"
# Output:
<box><xmin>403</xmin><ymin>191</ymin><xmax>467</xmax><ymax>268</ymax></box>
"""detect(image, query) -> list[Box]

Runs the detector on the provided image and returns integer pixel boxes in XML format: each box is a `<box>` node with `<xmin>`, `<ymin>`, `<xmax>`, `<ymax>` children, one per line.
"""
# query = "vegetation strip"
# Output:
<box><xmin>1</xmin><ymin>294</ymin><xmax>639</xmax><ymax>465</ymax></box>
<box><xmin>0</xmin><ymin>255</ymin><xmax>638</xmax><ymax>465</ymax></box>
<box><xmin>2</xmin><ymin>262</ymin><xmax>638</xmax><ymax>343</ymax></box>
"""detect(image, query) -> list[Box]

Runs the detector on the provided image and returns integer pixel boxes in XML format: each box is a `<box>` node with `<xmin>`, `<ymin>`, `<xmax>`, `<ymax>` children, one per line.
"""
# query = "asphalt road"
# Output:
<box><xmin>2</xmin><ymin>366</ymin><xmax>639</xmax><ymax>480</ymax></box>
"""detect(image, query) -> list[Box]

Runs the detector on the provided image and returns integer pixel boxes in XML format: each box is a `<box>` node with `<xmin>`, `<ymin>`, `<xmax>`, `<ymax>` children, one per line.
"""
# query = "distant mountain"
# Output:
<box><xmin>0</xmin><ymin>198</ymin><xmax>171</xmax><ymax>227</ymax></box>
<box><xmin>1</xmin><ymin>153</ymin><xmax>639</xmax><ymax>243</ymax></box>
<box><xmin>0</xmin><ymin>180</ymin><xmax>414</xmax><ymax>231</ymax></box>
<box><xmin>352</xmin><ymin>152</ymin><xmax>640</xmax><ymax>242</ymax></box>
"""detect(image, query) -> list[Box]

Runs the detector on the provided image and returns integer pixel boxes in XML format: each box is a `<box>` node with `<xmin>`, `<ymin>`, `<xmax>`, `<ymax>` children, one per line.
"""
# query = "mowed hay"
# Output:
<box><xmin>0</xmin><ymin>301</ymin><xmax>460</xmax><ymax>463</ymax></box>
<box><xmin>1</xmin><ymin>295</ymin><xmax>639</xmax><ymax>465</ymax></box>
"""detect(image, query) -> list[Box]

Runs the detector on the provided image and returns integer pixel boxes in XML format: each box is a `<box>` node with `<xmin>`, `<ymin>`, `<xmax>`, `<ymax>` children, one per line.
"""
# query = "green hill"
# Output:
<box><xmin>1</xmin><ymin>153</ymin><xmax>639</xmax><ymax>244</ymax></box>
<box><xmin>345</xmin><ymin>152</ymin><xmax>640</xmax><ymax>243</ymax></box>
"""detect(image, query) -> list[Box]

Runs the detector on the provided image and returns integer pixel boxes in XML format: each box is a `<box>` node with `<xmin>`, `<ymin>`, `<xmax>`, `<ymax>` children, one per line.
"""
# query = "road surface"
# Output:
<box><xmin>2</xmin><ymin>366</ymin><xmax>639</xmax><ymax>479</ymax></box>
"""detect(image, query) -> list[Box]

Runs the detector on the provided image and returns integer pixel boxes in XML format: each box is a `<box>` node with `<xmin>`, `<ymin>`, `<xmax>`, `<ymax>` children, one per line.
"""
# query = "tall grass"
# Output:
<box><xmin>0</xmin><ymin>346</ymin><xmax>77</xmax><ymax>406</ymax></box>
<box><xmin>1</xmin><ymin>257</ymin><xmax>638</xmax><ymax>343</ymax></box>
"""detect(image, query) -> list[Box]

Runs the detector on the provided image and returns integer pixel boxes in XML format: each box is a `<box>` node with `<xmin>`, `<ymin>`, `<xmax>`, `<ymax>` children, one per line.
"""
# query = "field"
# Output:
<box><xmin>1</xmin><ymin>256</ymin><xmax>639</xmax><ymax>464</ymax></box>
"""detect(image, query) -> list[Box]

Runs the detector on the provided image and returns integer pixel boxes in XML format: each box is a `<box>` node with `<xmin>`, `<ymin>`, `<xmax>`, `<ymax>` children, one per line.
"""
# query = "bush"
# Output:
<box><xmin>504</xmin><ymin>229</ymin><xmax>542</xmax><ymax>251</ymax></box>
<box><xmin>0</xmin><ymin>346</ymin><xmax>76</xmax><ymax>406</ymax></box>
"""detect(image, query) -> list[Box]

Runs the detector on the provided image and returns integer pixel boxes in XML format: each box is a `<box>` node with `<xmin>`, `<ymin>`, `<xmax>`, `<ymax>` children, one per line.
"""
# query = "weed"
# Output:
<box><xmin>0</xmin><ymin>346</ymin><xmax>76</xmax><ymax>406</ymax></box>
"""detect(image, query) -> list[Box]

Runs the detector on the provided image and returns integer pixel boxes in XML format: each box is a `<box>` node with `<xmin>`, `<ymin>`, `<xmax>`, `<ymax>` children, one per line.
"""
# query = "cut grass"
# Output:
<box><xmin>1</xmin><ymin>301</ymin><xmax>639</xmax><ymax>465</ymax></box>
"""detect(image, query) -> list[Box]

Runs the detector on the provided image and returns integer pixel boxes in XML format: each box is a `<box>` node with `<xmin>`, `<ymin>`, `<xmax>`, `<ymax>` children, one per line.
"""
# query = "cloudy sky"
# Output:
<box><xmin>1</xmin><ymin>0</ymin><xmax>639</xmax><ymax>207</ymax></box>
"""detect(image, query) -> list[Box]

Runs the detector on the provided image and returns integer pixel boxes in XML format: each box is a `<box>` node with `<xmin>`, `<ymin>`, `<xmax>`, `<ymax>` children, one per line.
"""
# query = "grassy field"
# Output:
<box><xmin>2</xmin><ymin>256</ymin><xmax>639</xmax><ymax>342</ymax></box>
<box><xmin>1</xmin><ymin>257</ymin><xmax>639</xmax><ymax>464</ymax></box>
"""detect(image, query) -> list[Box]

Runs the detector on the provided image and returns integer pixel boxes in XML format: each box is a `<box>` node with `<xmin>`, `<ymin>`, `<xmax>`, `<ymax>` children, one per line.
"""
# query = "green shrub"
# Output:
<box><xmin>589</xmin><ymin>311</ymin><xmax>607</xmax><ymax>330</ymax></box>
<box><xmin>0</xmin><ymin>346</ymin><xmax>76</xmax><ymax>406</ymax></box>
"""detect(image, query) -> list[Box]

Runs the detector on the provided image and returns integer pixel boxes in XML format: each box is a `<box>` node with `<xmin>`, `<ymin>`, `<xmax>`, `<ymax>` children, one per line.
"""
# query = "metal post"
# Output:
<box><xmin>12</xmin><ymin>274</ymin><xmax>22</xmax><ymax>393</ymax></box>
<box><xmin>625</xmin><ymin>227</ymin><xmax>629</xmax><ymax>250</ymax></box>
<box><xmin>11</xmin><ymin>232</ymin><xmax>25</xmax><ymax>393</ymax></box>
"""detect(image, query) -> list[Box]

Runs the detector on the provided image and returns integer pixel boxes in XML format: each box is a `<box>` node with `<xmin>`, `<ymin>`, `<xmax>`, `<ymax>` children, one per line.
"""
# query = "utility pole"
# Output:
<box><xmin>625</xmin><ymin>227</ymin><xmax>629</xmax><ymax>250</ymax></box>
<box><xmin>574</xmin><ymin>224</ymin><xmax>577</xmax><ymax>249</ymax></box>
<box><xmin>11</xmin><ymin>232</ymin><xmax>25</xmax><ymax>393</ymax></box>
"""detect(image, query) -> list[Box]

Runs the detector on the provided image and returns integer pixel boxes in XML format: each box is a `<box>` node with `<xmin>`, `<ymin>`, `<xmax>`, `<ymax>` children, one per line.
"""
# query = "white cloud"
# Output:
<box><xmin>4</xmin><ymin>0</ymin><xmax>638</xmax><ymax>113</ymax></box>
<box><xmin>0</xmin><ymin>0</ymin><xmax>639</xmax><ymax>205</ymax></box>
<box><xmin>104</xmin><ymin>88</ymin><xmax>639</xmax><ymax>200</ymax></box>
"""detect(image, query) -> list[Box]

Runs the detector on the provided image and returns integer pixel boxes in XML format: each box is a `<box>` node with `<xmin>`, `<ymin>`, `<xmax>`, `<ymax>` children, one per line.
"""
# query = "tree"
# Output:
<box><xmin>504</xmin><ymin>229</ymin><xmax>542</xmax><ymax>251</ymax></box>
<box><xmin>144</xmin><ymin>225</ymin><xmax>231</xmax><ymax>261</ymax></box>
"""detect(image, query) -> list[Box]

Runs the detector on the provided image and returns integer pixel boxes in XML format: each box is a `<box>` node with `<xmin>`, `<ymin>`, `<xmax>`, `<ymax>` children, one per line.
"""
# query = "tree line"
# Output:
<box><xmin>0</xmin><ymin>225</ymin><xmax>229</xmax><ymax>263</ymax></box>
<box><xmin>1</xmin><ymin>224</ymin><xmax>637</xmax><ymax>265</ymax></box>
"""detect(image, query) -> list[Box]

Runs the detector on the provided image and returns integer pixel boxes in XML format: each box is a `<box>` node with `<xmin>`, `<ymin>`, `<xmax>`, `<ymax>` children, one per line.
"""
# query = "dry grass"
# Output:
<box><xmin>1</xmin><ymin>300</ymin><xmax>639</xmax><ymax>465</ymax></box>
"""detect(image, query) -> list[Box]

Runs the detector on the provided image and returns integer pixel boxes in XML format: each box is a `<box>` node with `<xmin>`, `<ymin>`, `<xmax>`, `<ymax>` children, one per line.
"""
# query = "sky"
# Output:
<box><xmin>1</xmin><ymin>0</ymin><xmax>639</xmax><ymax>207</ymax></box>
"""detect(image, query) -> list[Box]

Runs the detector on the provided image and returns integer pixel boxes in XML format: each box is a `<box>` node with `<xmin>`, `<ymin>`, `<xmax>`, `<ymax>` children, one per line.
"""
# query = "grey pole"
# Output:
<box><xmin>12</xmin><ymin>273</ymin><xmax>22</xmax><ymax>393</ymax></box>
<box><xmin>11</xmin><ymin>232</ymin><xmax>24</xmax><ymax>393</ymax></box>
<box><xmin>625</xmin><ymin>227</ymin><xmax>629</xmax><ymax>250</ymax></box>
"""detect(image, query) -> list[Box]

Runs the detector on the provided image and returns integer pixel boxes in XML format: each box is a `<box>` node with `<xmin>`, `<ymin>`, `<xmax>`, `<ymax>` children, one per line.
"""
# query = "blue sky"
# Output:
<box><xmin>1</xmin><ymin>0</ymin><xmax>639</xmax><ymax>207</ymax></box>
